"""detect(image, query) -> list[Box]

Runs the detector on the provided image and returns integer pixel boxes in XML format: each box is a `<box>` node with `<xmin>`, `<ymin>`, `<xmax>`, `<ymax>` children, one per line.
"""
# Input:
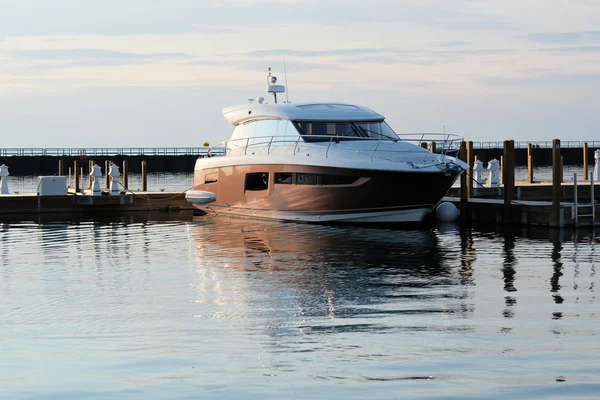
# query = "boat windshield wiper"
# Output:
<box><xmin>353</xmin><ymin>124</ymin><xmax>398</xmax><ymax>140</ymax></box>
<box><xmin>349</xmin><ymin>123</ymin><xmax>370</xmax><ymax>138</ymax></box>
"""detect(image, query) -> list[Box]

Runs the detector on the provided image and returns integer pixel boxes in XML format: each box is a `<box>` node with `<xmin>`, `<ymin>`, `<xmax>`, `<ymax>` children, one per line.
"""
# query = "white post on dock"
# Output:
<box><xmin>594</xmin><ymin>150</ymin><xmax>600</xmax><ymax>180</ymax></box>
<box><xmin>473</xmin><ymin>160</ymin><xmax>484</xmax><ymax>188</ymax></box>
<box><xmin>486</xmin><ymin>159</ymin><xmax>500</xmax><ymax>188</ymax></box>
<box><xmin>90</xmin><ymin>164</ymin><xmax>102</xmax><ymax>196</ymax></box>
<box><xmin>0</xmin><ymin>164</ymin><xmax>9</xmax><ymax>195</ymax></box>
<box><xmin>108</xmin><ymin>163</ymin><xmax>121</xmax><ymax>195</ymax></box>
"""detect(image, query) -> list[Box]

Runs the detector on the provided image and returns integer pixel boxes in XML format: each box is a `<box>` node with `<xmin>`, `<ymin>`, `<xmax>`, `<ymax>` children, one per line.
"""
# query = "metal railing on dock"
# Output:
<box><xmin>0</xmin><ymin>147</ymin><xmax>226</xmax><ymax>157</ymax></box>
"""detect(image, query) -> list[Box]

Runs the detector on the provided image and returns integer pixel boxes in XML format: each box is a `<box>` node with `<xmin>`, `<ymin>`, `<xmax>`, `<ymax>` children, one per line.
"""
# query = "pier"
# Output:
<box><xmin>443</xmin><ymin>139</ymin><xmax>600</xmax><ymax>228</ymax></box>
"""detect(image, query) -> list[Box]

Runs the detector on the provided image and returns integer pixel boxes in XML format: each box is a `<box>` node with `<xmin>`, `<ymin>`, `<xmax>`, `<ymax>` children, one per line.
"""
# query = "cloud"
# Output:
<box><xmin>482</xmin><ymin>73</ymin><xmax>600</xmax><ymax>85</ymax></box>
<box><xmin>5</xmin><ymin>48</ymin><xmax>195</xmax><ymax>69</ymax></box>
<box><xmin>234</xmin><ymin>47</ymin><xmax>512</xmax><ymax>59</ymax></box>
<box><xmin>235</xmin><ymin>48</ymin><xmax>399</xmax><ymax>58</ymax></box>
<box><xmin>438</xmin><ymin>41</ymin><xmax>472</xmax><ymax>47</ymax></box>
<box><xmin>187</xmin><ymin>59</ymin><xmax>343</xmax><ymax>72</ymax></box>
<box><xmin>528</xmin><ymin>31</ymin><xmax>600</xmax><ymax>44</ymax></box>
<box><xmin>537</xmin><ymin>45</ymin><xmax>600</xmax><ymax>53</ymax></box>
<box><xmin>0</xmin><ymin>0</ymin><xmax>511</xmax><ymax>36</ymax></box>
<box><xmin>10</xmin><ymin>48</ymin><xmax>194</xmax><ymax>61</ymax></box>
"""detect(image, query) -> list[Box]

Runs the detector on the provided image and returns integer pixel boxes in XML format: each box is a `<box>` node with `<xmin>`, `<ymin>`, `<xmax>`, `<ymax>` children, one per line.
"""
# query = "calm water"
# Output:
<box><xmin>1</xmin><ymin>215</ymin><xmax>599</xmax><ymax>399</ymax></box>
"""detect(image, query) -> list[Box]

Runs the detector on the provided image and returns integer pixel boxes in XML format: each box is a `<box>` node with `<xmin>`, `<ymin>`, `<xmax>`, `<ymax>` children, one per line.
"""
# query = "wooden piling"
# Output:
<box><xmin>459</xmin><ymin>141</ymin><xmax>468</xmax><ymax>213</ymax></box>
<box><xmin>467</xmin><ymin>141</ymin><xmax>474</xmax><ymax>199</ymax></box>
<box><xmin>105</xmin><ymin>160</ymin><xmax>111</xmax><ymax>189</ymax></box>
<box><xmin>58</xmin><ymin>159</ymin><xmax>64</xmax><ymax>176</ymax></box>
<box><xmin>141</xmin><ymin>160</ymin><xmax>147</xmax><ymax>192</ymax></box>
<box><xmin>503</xmin><ymin>140</ymin><xmax>515</xmax><ymax>224</ymax></box>
<box><xmin>88</xmin><ymin>160</ymin><xmax>94</xmax><ymax>189</ymax></box>
<box><xmin>74</xmin><ymin>160</ymin><xmax>79</xmax><ymax>192</ymax></box>
<box><xmin>551</xmin><ymin>139</ymin><xmax>562</xmax><ymax>227</ymax></box>
<box><xmin>500</xmin><ymin>155</ymin><xmax>504</xmax><ymax>185</ymax></box>
<box><xmin>122</xmin><ymin>160</ymin><xmax>129</xmax><ymax>190</ymax></box>
<box><xmin>584</xmin><ymin>142</ymin><xmax>589</xmax><ymax>181</ymax></box>
<box><xmin>429</xmin><ymin>141</ymin><xmax>437</xmax><ymax>153</ymax></box>
<box><xmin>560</xmin><ymin>156</ymin><xmax>563</xmax><ymax>183</ymax></box>
<box><xmin>527</xmin><ymin>143</ymin><xmax>533</xmax><ymax>183</ymax></box>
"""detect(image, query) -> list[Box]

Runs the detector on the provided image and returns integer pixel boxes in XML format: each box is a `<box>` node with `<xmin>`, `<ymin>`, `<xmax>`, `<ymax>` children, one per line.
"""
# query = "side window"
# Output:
<box><xmin>297</xmin><ymin>173</ymin><xmax>318</xmax><ymax>185</ymax></box>
<box><xmin>322</xmin><ymin>175</ymin><xmax>358</xmax><ymax>185</ymax></box>
<box><xmin>275</xmin><ymin>173</ymin><xmax>292</xmax><ymax>184</ymax></box>
<box><xmin>245</xmin><ymin>173</ymin><xmax>269</xmax><ymax>191</ymax></box>
<box><xmin>204</xmin><ymin>173</ymin><xmax>218</xmax><ymax>184</ymax></box>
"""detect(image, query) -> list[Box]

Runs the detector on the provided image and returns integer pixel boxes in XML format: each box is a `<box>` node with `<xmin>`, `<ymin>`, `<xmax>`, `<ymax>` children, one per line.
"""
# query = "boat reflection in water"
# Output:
<box><xmin>189</xmin><ymin>216</ymin><xmax>475</xmax><ymax>337</ymax></box>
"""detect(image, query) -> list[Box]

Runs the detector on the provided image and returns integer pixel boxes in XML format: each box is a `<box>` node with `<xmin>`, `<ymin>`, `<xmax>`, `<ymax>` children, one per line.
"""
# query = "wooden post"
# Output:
<box><xmin>467</xmin><ymin>141</ymin><xmax>474</xmax><ymax>199</ymax></box>
<box><xmin>503</xmin><ymin>140</ymin><xmax>515</xmax><ymax>224</ymax></box>
<box><xmin>551</xmin><ymin>139</ymin><xmax>562</xmax><ymax>228</ymax></box>
<box><xmin>560</xmin><ymin>156</ymin><xmax>563</xmax><ymax>183</ymax></box>
<box><xmin>105</xmin><ymin>160</ymin><xmax>110</xmax><ymax>189</ymax></box>
<box><xmin>584</xmin><ymin>142</ymin><xmax>589</xmax><ymax>181</ymax></box>
<box><xmin>459</xmin><ymin>141</ymin><xmax>468</xmax><ymax>214</ymax></box>
<box><xmin>474</xmin><ymin>155</ymin><xmax>479</xmax><ymax>162</ymax></box>
<box><xmin>527</xmin><ymin>143</ymin><xmax>533</xmax><ymax>183</ymax></box>
<box><xmin>88</xmin><ymin>159</ymin><xmax>94</xmax><ymax>189</ymax></box>
<box><xmin>122</xmin><ymin>160</ymin><xmax>129</xmax><ymax>190</ymax></box>
<box><xmin>500</xmin><ymin>155</ymin><xmax>504</xmax><ymax>185</ymax></box>
<box><xmin>141</xmin><ymin>160</ymin><xmax>147</xmax><ymax>191</ymax></box>
<box><xmin>429</xmin><ymin>141</ymin><xmax>437</xmax><ymax>153</ymax></box>
<box><xmin>58</xmin><ymin>159</ymin><xmax>64</xmax><ymax>176</ymax></box>
<box><xmin>74</xmin><ymin>160</ymin><xmax>80</xmax><ymax>192</ymax></box>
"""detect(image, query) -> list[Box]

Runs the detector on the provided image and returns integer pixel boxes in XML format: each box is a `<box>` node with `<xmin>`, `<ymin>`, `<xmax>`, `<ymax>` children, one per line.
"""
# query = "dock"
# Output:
<box><xmin>0</xmin><ymin>191</ymin><xmax>195</xmax><ymax>216</ymax></box>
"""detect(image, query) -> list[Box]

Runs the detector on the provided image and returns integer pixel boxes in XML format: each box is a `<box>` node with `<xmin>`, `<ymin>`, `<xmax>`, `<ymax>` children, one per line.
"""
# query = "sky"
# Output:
<box><xmin>0</xmin><ymin>0</ymin><xmax>599</xmax><ymax>147</ymax></box>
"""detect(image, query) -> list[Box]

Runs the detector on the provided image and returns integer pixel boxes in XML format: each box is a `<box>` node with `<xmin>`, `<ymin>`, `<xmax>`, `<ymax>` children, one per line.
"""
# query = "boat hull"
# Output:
<box><xmin>192</xmin><ymin>164</ymin><xmax>460</xmax><ymax>223</ymax></box>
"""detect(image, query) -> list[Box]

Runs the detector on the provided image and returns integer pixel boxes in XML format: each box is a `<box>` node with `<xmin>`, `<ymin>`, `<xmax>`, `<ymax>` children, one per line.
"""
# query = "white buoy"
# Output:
<box><xmin>0</xmin><ymin>164</ymin><xmax>9</xmax><ymax>195</ymax></box>
<box><xmin>436</xmin><ymin>202</ymin><xmax>460</xmax><ymax>222</ymax></box>
<box><xmin>90</xmin><ymin>164</ymin><xmax>102</xmax><ymax>196</ymax></box>
<box><xmin>108</xmin><ymin>163</ymin><xmax>121</xmax><ymax>195</ymax></box>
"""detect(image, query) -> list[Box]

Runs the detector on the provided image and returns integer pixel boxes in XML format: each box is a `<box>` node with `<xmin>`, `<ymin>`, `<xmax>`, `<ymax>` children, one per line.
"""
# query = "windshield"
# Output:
<box><xmin>295</xmin><ymin>121</ymin><xmax>399</xmax><ymax>142</ymax></box>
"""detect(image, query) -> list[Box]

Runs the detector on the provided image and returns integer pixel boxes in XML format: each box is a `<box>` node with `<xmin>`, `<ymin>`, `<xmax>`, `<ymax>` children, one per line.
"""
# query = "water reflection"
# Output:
<box><xmin>502</xmin><ymin>228</ymin><xmax>517</xmax><ymax>319</ymax></box>
<box><xmin>190</xmin><ymin>216</ymin><xmax>474</xmax><ymax>339</ymax></box>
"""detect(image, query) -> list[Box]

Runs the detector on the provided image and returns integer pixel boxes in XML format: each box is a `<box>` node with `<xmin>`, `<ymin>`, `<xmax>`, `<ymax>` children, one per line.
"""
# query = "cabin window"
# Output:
<box><xmin>204</xmin><ymin>173</ymin><xmax>218</xmax><ymax>184</ymax></box>
<box><xmin>296</xmin><ymin>121</ymin><xmax>399</xmax><ymax>142</ymax></box>
<box><xmin>322</xmin><ymin>174</ymin><xmax>358</xmax><ymax>185</ymax></box>
<box><xmin>245</xmin><ymin>173</ymin><xmax>269</xmax><ymax>191</ymax></box>
<box><xmin>297</xmin><ymin>173</ymin><xmax>318</xmax><ymax>185</ymax></box>
<box><xmin>275</xmin><ymin>173</ymin><xmax>293</xmax><ymax>184</ymax></box>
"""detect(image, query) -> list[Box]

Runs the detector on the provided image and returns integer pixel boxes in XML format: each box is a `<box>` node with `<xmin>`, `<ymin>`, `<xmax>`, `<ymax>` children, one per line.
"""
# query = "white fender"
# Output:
<box><xmin>186</xmin><ymin>190</ymin><xmax>216</xmax><ymax>205</ymax></box>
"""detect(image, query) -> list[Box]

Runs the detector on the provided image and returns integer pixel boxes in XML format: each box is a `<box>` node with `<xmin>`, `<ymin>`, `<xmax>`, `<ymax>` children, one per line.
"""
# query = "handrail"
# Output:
<box><xmin>0</xmin><ymin>147</ymin><xmax>222</xmax><ymax>157</ymax></box>
<box><xmin>211</xmin><ymin>133</ymin><xmax>465</xmax><ymax>165</ymax></box>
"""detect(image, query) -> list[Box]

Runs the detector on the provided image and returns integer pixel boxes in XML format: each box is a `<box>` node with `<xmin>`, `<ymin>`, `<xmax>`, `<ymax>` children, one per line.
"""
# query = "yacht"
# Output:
<box><xmin>186</xmin><ymin>70</ymin><xmax>467</xmax><ymax>223</ymax></box>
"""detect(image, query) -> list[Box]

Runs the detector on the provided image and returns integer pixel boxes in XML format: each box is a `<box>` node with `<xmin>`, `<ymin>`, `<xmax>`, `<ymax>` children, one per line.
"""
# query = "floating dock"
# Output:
<box><xmin>0</xmin><ymin>191</ymin><xmax>195</xmax><ymax>215</ymax></box>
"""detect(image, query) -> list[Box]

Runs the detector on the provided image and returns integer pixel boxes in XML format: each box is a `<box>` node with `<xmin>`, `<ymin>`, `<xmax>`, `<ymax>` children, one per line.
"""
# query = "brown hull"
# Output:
<box><xmin>192</xmin><ymin>164</ymin><xmax>460</xmax><ymax>222</ymax></box>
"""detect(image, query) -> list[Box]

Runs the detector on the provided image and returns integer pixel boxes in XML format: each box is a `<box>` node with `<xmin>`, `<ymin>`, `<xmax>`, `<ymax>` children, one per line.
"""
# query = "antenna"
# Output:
<box><xmin>266</xmin><ymin>67</ymin><xmax>285</xmax><ymax>104</ymax></box>
<box><xmin>283</xmin><ymin>57</ymin><xmax>290</xmax><ymax>103</ymax></box>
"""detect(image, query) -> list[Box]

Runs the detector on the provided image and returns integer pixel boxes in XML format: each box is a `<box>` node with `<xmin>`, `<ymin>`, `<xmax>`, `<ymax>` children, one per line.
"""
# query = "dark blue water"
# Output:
<box><xmin>1</xmin><ymin>215</ymin><xmax>599</xmax><ymax>399</ymax></box>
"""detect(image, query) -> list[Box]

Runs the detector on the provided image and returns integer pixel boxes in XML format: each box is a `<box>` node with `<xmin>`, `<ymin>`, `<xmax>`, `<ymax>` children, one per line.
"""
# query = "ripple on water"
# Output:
<box><xmin>0</xmin><ymin>216</ymin><xmax>599</xmax><ymax>399</ymax></box>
